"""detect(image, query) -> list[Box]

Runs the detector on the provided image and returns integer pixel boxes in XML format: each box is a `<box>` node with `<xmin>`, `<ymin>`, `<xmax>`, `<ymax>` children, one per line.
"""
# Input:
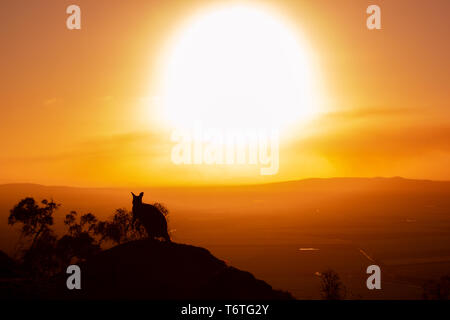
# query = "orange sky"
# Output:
<box><xmin>0</xmin><ymin>0</ymin><xmax>449</xmax><ymax>187</ymax></box>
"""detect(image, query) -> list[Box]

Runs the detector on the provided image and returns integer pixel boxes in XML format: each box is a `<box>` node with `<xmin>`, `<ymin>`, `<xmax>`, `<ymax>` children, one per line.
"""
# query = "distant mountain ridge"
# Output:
<box><xmin>0</xmin><ymin>177</ymin><xmax>450</xmax><ymax>195</ymax></box>
<box><xmin>2</xmin><ymin>176</ymin><xmax>450</xmax><ymax>190</ymax></box>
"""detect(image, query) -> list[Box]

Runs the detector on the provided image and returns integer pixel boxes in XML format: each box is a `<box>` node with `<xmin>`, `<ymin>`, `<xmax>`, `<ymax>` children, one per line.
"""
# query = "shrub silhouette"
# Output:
<box><xmin>95</xmin><ymin>203</ymin><xmax>170</xmax><ymax>245</ymax></box>
<box><xmin>423</xmin><ymin>275</ymin><xmax>450</xmax><ymax>300</ymax></box>
<box><xmin>95</xmin><ymin>208</ymin><xmax>147</xmax><ymax>245</ymax></box>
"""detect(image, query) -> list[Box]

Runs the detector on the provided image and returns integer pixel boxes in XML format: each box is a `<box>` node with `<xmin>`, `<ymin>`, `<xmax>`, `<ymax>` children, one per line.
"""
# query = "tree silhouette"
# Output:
<box><xmin>319</xmin><ymin>269</ymin><xmax>347</xmax><ymax>300</ymax></box>
<box><xmin>22</xmin><ymin>230</ymin><xmax>59</xmax><ymax>279</ymax></box>
<box><xmin>8</xmin><ymin>198</ymin><xmax>61</xmax><ymax>278</ymax></box>
<box><xmin>8</xmin><ymin>198</ymin><xmax>59</xmax><ymax>250</ymax></box>
<box><xmin>6</xmin><ymin>197</ymin><xmax>171</xmax><ymax>280</ymax></box>
<box><xmin>56</xmin><ymin>211</ymin><xmax>101</xmax><ymax>266</ymax></box>
<box><xmin>7</xmin><ymin>199</ymin><xmax>103</xmax><ymax>278</ymax></box>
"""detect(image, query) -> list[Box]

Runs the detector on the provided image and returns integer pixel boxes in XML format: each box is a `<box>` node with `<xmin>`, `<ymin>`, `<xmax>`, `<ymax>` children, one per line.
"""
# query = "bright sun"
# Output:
<box><xmin>160</xmin><ymin>5</ymin><xmax>321</xmax><ymax>131</ymax></box>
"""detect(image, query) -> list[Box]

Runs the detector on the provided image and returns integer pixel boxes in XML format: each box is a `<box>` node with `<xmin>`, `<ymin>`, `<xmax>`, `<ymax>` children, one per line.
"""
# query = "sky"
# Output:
<box><xmin>0</xmin><ymin>0</ymin><xmax>449</xmax><ymax>187</ymax></box>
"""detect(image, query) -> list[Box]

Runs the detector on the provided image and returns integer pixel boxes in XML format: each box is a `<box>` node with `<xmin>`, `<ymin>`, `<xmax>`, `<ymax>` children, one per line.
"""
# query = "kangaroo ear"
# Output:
<box><xmin>131</xmin><ymin>192</ymin><xmax>136</xmax><ymax>197</ymax></box>
<box><xmin>139</xmin><ymin>192</ymin><xmax>144</xmax><ymax>197</ymax></box>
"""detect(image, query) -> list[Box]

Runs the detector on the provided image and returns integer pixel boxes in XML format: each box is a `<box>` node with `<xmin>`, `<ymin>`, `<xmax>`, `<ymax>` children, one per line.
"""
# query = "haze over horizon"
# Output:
<box><xmin>2</xmin><ymin>175</ymin><xmax>450</xmax><ymax>190</ymax></box>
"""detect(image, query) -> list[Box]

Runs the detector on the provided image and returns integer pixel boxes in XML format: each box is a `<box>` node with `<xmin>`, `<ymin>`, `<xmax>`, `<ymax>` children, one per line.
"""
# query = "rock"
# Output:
<box><xmin>55</xmin><ymin>239</ymin><xmax>293</xmax><ymax>300</ymax></box>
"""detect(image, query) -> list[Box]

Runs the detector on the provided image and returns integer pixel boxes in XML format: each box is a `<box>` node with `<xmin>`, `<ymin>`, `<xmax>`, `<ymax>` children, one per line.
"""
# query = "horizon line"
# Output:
<box><xmin>1</xmin><ymin>176</ymin><xmax>450</xmax><ymax>190</ymax></box>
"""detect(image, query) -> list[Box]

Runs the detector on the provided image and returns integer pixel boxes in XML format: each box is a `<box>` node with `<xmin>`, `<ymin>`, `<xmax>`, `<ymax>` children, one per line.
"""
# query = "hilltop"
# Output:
<box><xmin>46</xmin><ymin>239</ymin><xmax>293</xmax><ymax>299</ymax></box>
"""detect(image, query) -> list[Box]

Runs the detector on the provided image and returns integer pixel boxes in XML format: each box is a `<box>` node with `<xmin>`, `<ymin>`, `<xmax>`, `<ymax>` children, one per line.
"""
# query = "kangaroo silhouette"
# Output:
<box><xmin>131</xmin><ymin>192</ymin><xmax>170</xmax><ymax>242</ymax></box>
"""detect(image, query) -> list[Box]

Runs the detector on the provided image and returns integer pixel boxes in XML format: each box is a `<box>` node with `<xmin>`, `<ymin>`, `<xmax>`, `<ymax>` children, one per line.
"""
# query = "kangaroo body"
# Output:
<box><xmin>132</xmin><ymin>192</ymin><xmax>170</xmax><ymax>242</ymax></box>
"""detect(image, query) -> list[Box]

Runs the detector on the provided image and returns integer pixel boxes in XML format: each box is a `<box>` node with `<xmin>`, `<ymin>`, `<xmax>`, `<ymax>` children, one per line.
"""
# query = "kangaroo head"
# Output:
<box><xmin>131</xmin><ymin>192</ymin><xmax>144</xmax><ymax>207</ymax></box>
